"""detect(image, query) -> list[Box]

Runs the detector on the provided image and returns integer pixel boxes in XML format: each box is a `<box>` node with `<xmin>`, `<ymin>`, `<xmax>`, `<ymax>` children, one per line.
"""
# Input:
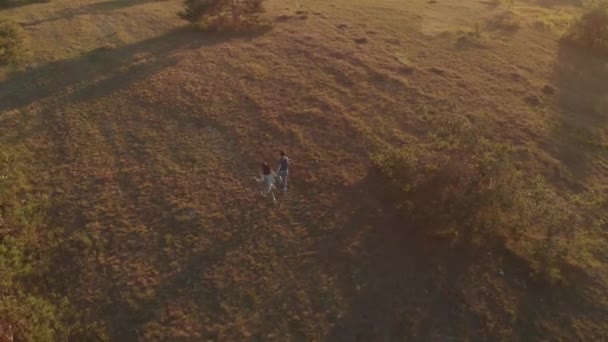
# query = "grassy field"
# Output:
<box><xmin>1</xmin><ymin>0</ymin><xmax>607</xmax><ymax>340</ymax></box>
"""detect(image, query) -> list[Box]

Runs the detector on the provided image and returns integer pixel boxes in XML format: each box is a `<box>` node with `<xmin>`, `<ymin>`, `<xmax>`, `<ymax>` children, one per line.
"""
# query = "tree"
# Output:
<box><xmin>179</xmin><ymin>0</ymin><xmax>265</xmax><ymax>24</ymax></box>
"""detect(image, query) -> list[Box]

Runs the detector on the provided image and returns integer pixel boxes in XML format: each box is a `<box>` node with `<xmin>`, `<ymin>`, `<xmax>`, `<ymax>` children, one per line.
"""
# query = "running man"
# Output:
<box><xmin>276</xmin><ymin>150</ymin><xmax>290</xmax><ymax>194</ymax></box>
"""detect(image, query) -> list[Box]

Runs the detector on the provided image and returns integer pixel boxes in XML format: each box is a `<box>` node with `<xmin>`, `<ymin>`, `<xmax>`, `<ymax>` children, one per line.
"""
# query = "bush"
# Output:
<box><xmin>372</xmin><ymin>110</ymin><xmax>604</xmax><ymax>283</ymax></box>
<box><xmin>564</xmin><ymin>0</ymin><xmax>608</xmax><ymax>52</ymax></box>
<box><xmin>373</xmin><ymin>113</ymin><xmax>519</xmax><ymax>237</ymax></box>
<box><xmin>0</xmin><ymin>21</ymin><xmax>23</xmax><ymax>65</ymax></box>
<box><xmin>179</xmin><ymin>0</ymin><xmax>265</xmax><ymax>24</ymax></box>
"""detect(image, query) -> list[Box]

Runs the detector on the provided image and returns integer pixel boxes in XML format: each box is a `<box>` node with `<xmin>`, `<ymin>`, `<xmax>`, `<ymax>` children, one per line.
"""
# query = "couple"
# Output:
<box><xmin>256</xmin><ymin>150</ymin><xmax>290</xmax><ymax>203</ymax></box>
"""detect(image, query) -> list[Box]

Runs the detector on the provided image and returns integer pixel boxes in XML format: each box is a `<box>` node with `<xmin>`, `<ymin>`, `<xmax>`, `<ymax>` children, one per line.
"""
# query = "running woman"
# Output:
<box><xmin>256</xmin><ymin>162</ymin><xmax>277</xmax><ymax>203</ymax></box>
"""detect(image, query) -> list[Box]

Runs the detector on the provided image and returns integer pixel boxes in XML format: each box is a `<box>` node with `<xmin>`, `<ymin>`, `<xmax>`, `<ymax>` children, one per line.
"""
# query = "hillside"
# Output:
<box><xmin>1</xmin><ymin>0</ymin><xmax>607</xmax><ymax>340</ymax></box>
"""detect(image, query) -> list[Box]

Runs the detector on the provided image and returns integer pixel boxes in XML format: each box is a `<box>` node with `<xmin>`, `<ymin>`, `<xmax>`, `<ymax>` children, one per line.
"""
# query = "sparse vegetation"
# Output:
<box><xmin>564</xmin><ymin>0</ymin><xmax>608</xmax><ymax>52</ymax></box>
<box><xmin>0</xmin><ymin>21</ymin><xmax>23</xmax><ymax>65</ymax></box>
<box><xmin>534</xmin><ymin>8</ymin><xmax>576</xmax><ymax>34</ymax></box>
<box><xmin>0</xmin><ymin>148</ymin><xmax>76</xmax><ymax>340</ymax></box>
<box><xmin>488</xmin><ymin>11</ymin><xmax>521</xmax><ymax>31</ymax></box>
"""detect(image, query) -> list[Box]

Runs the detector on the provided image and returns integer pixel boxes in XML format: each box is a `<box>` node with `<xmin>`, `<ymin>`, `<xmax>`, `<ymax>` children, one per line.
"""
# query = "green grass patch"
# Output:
<box><xmin>0</xmin><ymin>146</ymin><xmax>77</xmax><ymax>341</ymax></box>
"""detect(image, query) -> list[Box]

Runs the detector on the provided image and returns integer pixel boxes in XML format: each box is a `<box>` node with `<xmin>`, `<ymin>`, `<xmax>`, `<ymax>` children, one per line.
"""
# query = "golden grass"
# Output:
<box><xmin>0</xmin><ymin>0</ymin><xmax>607</xmax><ymax>340</ymax></box>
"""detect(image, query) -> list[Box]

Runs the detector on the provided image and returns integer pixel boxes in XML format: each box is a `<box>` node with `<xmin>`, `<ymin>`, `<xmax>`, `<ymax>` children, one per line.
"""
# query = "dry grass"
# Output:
<box><xmin>0</xmin><ymin>0</ymin><xmax>607</xmax><ymax>340</ymax></box>
<box><xmin>533</xmin><ymin>7</ymin><xmax>577</xmax><ymax>33</ymax></box>
<box><xmin>0</xmin><ymin>20</ymin><xmax>24</xmax><ymax>65</ymax></box>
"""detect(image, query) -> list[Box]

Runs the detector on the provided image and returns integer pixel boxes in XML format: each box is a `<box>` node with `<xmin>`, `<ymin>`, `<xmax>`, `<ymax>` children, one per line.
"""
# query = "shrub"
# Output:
<box><xmin>179</xmin><ymin>0</ymin><xmax>266</xmax><ymax>24</ymax></box>
<box><xmin>373</xmin><ymin>113</ymin><xmax>518</xmax><ymax>237</ymax></box>
<box><xmin>372</xmin><ymin>110</ymin><xmax>604</xmax><ymax>283</ymax></box>
<box><xmin>564</xmin><ymin>0</ymin><xmax>608</xmax><ymax>52</ymax></box>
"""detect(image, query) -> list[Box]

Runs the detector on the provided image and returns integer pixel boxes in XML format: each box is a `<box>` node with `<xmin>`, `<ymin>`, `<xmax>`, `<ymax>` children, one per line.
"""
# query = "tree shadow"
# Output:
<box><xmin>0</xmin><ymin>26</ymin><xmax>268</xmax><ymax>113</ymax></box>
<box><xmin>536</xmin><ymin>0</ymin><xmax>582</xmax><ymax>8</ymax></box>
<box><xmin>511</xmin><ymin>257</ymin><xmax>608</xmax><ymax>340</ymax></box>
<box><xmin>550</xmin><ymin>41</ymin><xmax>608</xmax><ymax>184</ymax></box>
<box><xmin>84</xmin><ymin>0</ymin><xmax>167</xmax><ymax>11</ymax></box>
<box><xmin>0</xmin><ymin>0</ymin><xmax>45</xmax><ymax>10</ymax></box>
<box><xmin>307</xmin><ymin>171</ymin><xmax>483</xmax><ymax>340</ymax></box>
<box><xmin>315</xmin><ymin>169</ymin><xmax>608</xmax><ymax>340</ymax></box>
<box><xmin>20</xmin><ymin>0</ymin><xmax>168</xmax><ymax>27</ymax></box>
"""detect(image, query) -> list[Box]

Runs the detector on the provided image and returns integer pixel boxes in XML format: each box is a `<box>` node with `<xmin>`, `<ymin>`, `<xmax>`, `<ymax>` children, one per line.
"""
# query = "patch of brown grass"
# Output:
<box><xmin>0</xmin><ymin>21</ymin><xmax>24</xmax><ymax>65</ymax></box>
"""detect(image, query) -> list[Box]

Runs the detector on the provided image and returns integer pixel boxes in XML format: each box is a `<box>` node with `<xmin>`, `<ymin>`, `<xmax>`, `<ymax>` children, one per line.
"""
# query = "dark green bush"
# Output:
<box><xmin>180</xmin><ymin>0</ymin><xmax>223</xmax><ymax>22</ymax></box>
<box><xmin>373</xmin><ymin>113</ymin><xmax>518</xmax><ymax>236</ymax></box>
<box><xmin>179</xmin><ymin>0</ymin><xmax>266</xmax><ymax>24</ymax></box>
<box><xmin>373</xmin><ymin>110</ymin><xmax>604</xmax><ymax>283</ymax></box>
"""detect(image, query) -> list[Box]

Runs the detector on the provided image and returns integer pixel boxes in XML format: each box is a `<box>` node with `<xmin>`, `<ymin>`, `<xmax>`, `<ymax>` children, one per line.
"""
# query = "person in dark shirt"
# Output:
<box><xmin>276</xmin><ymin>151</ymin><xmax>290</xmax><ymax>195</ymax></box>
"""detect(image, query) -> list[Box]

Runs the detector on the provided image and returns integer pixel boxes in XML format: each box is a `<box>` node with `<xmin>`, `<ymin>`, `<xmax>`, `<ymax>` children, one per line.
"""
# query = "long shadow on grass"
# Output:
<box><xmin>550</xmin><ymin>42</ymin><xmax>608</xmax><ymax>186</ymax></box>
<box><xmin>0</xmin><ymin>0</ymin><xmax>45</xmax><ymax>10</ymax></box>
<box><xmin>536</xmin><ymin>0</ymin><xmax>582</xmax><ymax>8</ymax></box>
<box><xmin>315</xmin><ymin>172</ymin><xmax>502</xmax><ymax>340</ymax></box>
<box><xmin>513</xmin><ymin>264</ymin><xmax>608</xmax><ymax>341</ymax></box>
<box><xmin>319</xmin><ymin>170</ymin><xmax>608</xmax><ymax>340</ymax></box>
<box><xmin>0</xmin><ymin>27</ymin><xmax>266</xmax><ymax>113</ymax></box>
<box><xmin>20</xmin><ymin>0</ymin><xmax>167</xmax><ymax>27</ymax></box>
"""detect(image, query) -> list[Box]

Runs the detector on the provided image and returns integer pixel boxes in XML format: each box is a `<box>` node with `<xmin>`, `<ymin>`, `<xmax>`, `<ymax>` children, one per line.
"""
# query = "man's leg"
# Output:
<box><xmin>281</xmin><ymin>174</ymin><xmax>286</xmax><ymax>189</ymax></box>
<box><xmin>282</xmin><ymin>171</ymin><xmax>288</xmax><ymax>193</ymax></box>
